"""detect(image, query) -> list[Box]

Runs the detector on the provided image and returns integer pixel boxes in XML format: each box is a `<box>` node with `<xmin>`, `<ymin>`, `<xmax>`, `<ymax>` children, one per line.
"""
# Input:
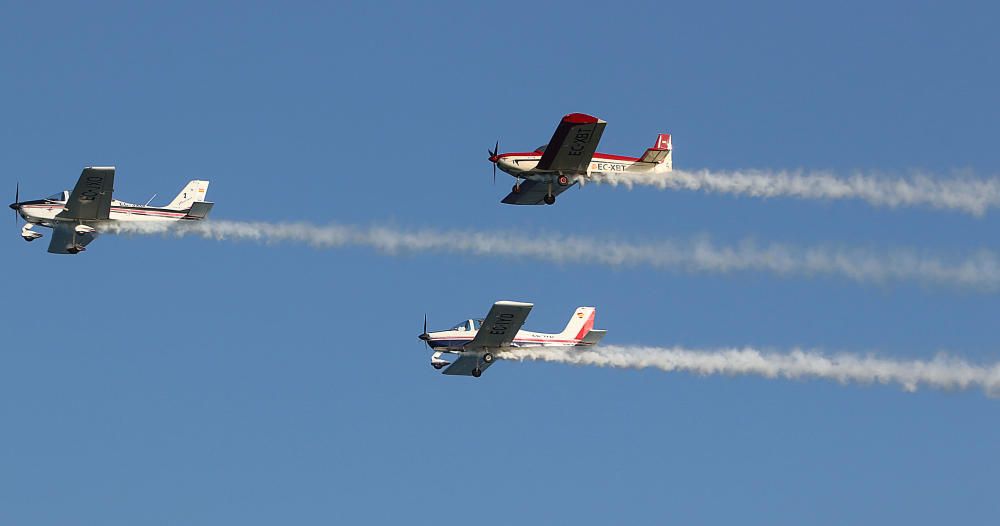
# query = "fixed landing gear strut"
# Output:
<box><xmin>21</xmin><ymin>224</ymin><xmax>42</xmax><ymax>242</ymax></box>
<box><xmin>543</xmin><ymin>182</ymin><xmax>556</xmax><ymax>205</ymax></box>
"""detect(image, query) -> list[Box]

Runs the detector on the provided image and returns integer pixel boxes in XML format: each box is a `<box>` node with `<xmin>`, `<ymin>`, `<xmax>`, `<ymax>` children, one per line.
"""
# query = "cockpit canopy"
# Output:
<box><xmin>46</xmin><ymin>191</ymin><xmax>68</xmax><ymax>202</ymax></box>
<box><xmin>449</xmin><ymin>319</ymin><xmax>484</xmax><ymax>332</ymax></box>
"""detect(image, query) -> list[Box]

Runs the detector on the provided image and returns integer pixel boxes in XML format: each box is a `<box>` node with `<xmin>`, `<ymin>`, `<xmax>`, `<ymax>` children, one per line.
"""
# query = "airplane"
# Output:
<box><xmin>487</xmin><ymin>112</ymin><xmax>673</xmax><ymax>205</ymax></box>
<box><xmin>417</xmin><ymin>301</ymin><xmax>607</xmax><ymax>377</ymax></box>
<box><xmin>9</xmin><ymin>166</ymin><xmax>214</xmax><ymax>254</ymax></box>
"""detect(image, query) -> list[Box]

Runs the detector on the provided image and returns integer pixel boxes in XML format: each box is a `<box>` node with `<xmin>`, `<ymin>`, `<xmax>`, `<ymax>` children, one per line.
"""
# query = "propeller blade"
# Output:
<box><xmin>492</xmin><ymin>140</ymin><xmax>500</xmax><ymax>184</ymax></box>
<box><xmin>13</xmin><ymin>182</ymin><xmax>18</xmax><ymax>226</ymax></box>
<box><xmin>423</xmin><ymin>314</ymin><xmax>427</xmax><ymax>336</ymax></box>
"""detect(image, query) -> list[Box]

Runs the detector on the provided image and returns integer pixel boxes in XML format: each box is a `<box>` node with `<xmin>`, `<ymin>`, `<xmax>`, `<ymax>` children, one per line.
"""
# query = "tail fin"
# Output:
<box><xmin>560</xmin><ymin>307</ymin><xmax>596</xmax><ymax>340</ymax></box>
<box><xmin>639</xmin><ymin>133</ymin><xmax>672</xmax><ymax>169</ymax></box>
<box><xmin>166</xmin><ymin>180</ymin><xmax>210</xmax><ymax>210</ymax></box>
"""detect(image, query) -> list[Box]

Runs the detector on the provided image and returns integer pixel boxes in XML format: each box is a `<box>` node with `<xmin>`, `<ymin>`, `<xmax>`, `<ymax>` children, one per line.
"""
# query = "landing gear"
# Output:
<box><xmin>20</xmin><ymin>224</ymin><xmax>42</xmax><ymax>242</ymax></box>
<box><xmin>512</xmin><ymin>183</ymin><xmax>521</xmax><ymax>194</ymax></box>
<box><xmin>431</xmin><ymin>351</ymin><xmax>448</xmax><ymax>370</ymax></box>
<box><xmin>482</xmin><ymin>352</ymin><xmax>494</xmax><ymax>364</ymax></box>
<box><xmin>471</xmin><ymin>368</ymin><xmax>482</xmax><ymax>378</ymax></box>
<box><xmin>543</xmin><ymin>182</ymin><xmax>556</xmax><ymax>205</ymax></box>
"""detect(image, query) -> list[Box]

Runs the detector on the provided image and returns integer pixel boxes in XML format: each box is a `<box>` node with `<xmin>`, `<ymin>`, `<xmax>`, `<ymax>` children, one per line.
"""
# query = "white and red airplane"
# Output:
<box><xmin>487</xmin><ymin>112</ymin><xmax>672</xmax><ymax>205</ymax></box>
<box><xmin>418</xmin><ymin>301</ymin><xmax>606</xmax><ymax>377</ymax></box>
<box><xmin>9</xmin><ymin>166</ymin><xmax>214</xmax><ymax>254</ymax></box>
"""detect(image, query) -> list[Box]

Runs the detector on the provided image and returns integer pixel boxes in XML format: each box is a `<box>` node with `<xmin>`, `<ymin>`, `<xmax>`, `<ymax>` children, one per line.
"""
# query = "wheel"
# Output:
<box><xmin>472</xmin><ymin>368</ymin><xmax>482</xmax><ymax>378</ymax></box>
<box><xmin>557</xmin><ymin>175</ymin><xmax>570</xmax><ymax>186</ymax></box>
<box><xmin>433</xmin><ymin>363</ymin><xmax>444</xmax><ymax>370</ymax></box>
<box><xmin>482</xmin><ymin>352</ymin><xmax>494</xmax><ymax>364</ymax></box>
<box><xmin>543</xmin><ymin>194</ymin><xmax>556</xmax><ymax>205</ymax></box>
<box><xmin>512</xmin><ymin>184</ymin><xmax>521</xmax><ymax>193</ymax></box>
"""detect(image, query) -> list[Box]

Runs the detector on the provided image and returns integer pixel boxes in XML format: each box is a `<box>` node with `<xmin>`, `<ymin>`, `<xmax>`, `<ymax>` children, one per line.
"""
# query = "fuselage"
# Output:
<box><xmin>14</xmin><ymin>194</ymin><xmax>196</xmax><ymax>228</ymax></box>
<box><xmin>494</xmin><ymin>151</ymin><xmax>670</xmax><ymax>182</ymax></box>
<box><xmin>424</xmin><ymin>320</ymin><xmax>594</xmax><ymax>354</ymax></box>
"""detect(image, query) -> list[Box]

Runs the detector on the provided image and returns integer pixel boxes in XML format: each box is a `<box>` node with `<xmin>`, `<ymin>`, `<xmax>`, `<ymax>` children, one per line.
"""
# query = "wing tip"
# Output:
<box><xmin>562</xmin><ymin>112</ymin><xmax>602</xmax><ymax>124</ymax></box>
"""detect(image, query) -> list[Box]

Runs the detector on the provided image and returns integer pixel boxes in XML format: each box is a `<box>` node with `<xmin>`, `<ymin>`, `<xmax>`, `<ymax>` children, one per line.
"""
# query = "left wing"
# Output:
<box><xmin>47</xmin><ymin>223</ymin><xmax>97</xmax><ymax>254</ymax></box>
<box><xmin>464</xmin><ymin>301</ymin><xmax>533</xmax><ymax>349</ymax></box>
<box><xmin>57</xmin><ymin>166</ymin><xmax>115</xmax><ymax>220</ymax></box>
<box><xmin>442</xmin><ymin>352</ymin><xmax>497</xmax><ymax>376</ymax></box>
<box><xmin>535</xmin><ymin>113</ymin><xmax>606</xmax><ymax>174</ymax></box>
<box><xmin>501</xmin><ymin>180</ymin><xmax>576</xmax><ymax>205</ymax></box>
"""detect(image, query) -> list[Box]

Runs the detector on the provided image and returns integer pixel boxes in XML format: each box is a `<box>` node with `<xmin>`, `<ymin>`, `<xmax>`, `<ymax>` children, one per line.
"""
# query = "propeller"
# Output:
<box><xmin>418</xmin><ymin>314</ymin><xmax>431</xmax><ymax>348</ymax></box>
<box><xmin>11</xmin><ymin>182</ymin><xmax>19</xmax><ymax>226</ymax></box>
<box><xmin>487</xmin><ymin>139</ymin><xmax>500</xmax><ymax>184</ymax></box>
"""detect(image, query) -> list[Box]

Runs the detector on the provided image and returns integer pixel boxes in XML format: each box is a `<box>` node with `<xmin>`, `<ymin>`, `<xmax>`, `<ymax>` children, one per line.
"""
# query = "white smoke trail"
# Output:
<box><xmin>593</xmin><ymin>169</ymin><xmax>1000</xmax><ymax>216</ymax></box>
<box><xmin>498</xmin><ymin>345</ymin><xmax>1000</xmax><ymax>397</ymax></box>
<box><xmin>104</xmin><ymin>221</ymin><xmax>1000</xmax><ymax>290</ymax></box>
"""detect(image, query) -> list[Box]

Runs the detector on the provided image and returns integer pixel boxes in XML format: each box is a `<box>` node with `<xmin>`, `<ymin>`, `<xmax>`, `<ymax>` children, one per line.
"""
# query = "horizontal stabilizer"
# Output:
<box><xmin>185</xmin><ymin>201</ymin><xmax>214</xmax><ymax>219</ymax></box>
<box><xmin>581</xmin><ymin>329</ymin><xmax>607</xmax><ymax>345</ymax></box>
<box><xmin>639</xmin><ymin>133</ymin><xmax>672</xmax><ymax>164</ymax></box>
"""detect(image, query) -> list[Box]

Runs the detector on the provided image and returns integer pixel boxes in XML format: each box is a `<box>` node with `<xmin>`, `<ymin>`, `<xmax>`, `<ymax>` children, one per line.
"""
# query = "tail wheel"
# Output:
<box><xmin>482</xmin><ymin>352</ymin><xmax>494</xmax><ymax>364</ymax></box>
<box><xmin>472</xmin><ymin>368</ymin><xmax>482</xmax><ymax>378</ymax></box>
<box><xmin>558</xmin><ymin>175</ymin><xmax>570</xmax><ymax>186</ymax></box>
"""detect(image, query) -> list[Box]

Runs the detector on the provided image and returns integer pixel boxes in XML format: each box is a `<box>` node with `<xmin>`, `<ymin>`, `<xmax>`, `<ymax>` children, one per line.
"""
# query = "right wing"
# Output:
<box><xmin>442</xmin><ymin>353</ymin><xmax>497</xmax><ymax>376</ymax></box>
<box><xmin>57</xmin><ymin>166</ymin><xmax>115</xmax><ymax>220</ymax></box>
<box><xmin>47</xmin><ymin>224</ymin><xmax>97</xmax><ymax>254</ymax></box>
<box><xmin>535</xmin><ymin>113</ymin><xmax>607</xmax><ymax>174</ymax></box>
<box><xmin>501</xmin><ymin>180</ymin><xmax>576</xmax><ymax>205</ymax></box>
<box><xmin>464</xmin><ymin>301</ymin><xmax>533</xmax><ymax>350</ymax></box>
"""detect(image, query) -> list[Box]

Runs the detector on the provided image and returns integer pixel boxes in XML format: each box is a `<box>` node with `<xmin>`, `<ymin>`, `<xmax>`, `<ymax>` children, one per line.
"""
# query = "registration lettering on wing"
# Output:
<box><xmin>489</xmin><ymin>312</ymin><xmax>516</xmax><ymax>335</ymax></box>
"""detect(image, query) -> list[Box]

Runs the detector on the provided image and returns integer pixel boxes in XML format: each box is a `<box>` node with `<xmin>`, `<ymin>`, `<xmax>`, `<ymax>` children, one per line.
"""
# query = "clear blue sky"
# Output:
<box><xmin>2</xmin><ymin>1</ymin><xmax>998</xmax><ymax>524</ymax></box>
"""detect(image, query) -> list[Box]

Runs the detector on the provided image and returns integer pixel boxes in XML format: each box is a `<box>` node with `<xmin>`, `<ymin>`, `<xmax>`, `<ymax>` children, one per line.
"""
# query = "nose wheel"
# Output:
<box><xmin>471</xmin><ymin>368</ymin><xmax>482</xmax><ymax>378</ymax></box>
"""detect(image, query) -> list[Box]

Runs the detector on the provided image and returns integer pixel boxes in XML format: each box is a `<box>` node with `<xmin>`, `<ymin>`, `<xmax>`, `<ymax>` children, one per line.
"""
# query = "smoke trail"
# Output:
<box><xmin>105</xmin><ymin>221</ymin><xmax>1000</xmax><ymax>290</ymax></box>
<box><xmin>593</xmin><ymin>169</ymin><xmax>1000</xmax><ymax>216</ymax></box>
<box><xmin>498</xmin><ymin>345</ymin><xmax>1000</xmax><ymax>396</ymax></box>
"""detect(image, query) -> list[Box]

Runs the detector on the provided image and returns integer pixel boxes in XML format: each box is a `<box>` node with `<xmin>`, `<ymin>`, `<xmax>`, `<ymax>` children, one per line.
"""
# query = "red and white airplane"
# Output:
<box><xmin>9</xmin><ymin>166</ymin><xmax>214</xmax><ymax>254</ymax></box>
<box><xmin>418</xmin><ymin>301</ymin><xmax>606</xmax><ymax>377</ymax></box>
<box><xmin>487</xmin><ymin>113</ymin><xmax>672</xmax><ymax>205</ymax></box>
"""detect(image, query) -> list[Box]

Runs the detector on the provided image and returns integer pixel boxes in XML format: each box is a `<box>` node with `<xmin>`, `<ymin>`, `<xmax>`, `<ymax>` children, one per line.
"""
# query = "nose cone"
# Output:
<box><xmin>9</xmin><ymin>202</ymin><xmax>18</xmax><ymax>210</ymax></box>
<box><xmin>418</xmin><ymin>332</ymin><xmax>430</xmax><ymax>341</ymax></box>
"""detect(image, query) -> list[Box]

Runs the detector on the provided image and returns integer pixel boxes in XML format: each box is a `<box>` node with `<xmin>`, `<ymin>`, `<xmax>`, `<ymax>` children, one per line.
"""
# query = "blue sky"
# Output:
<box><xmin>2</xmin><ymin>1</ymin><xmax>998</xmax><ymax>524</ymax></box>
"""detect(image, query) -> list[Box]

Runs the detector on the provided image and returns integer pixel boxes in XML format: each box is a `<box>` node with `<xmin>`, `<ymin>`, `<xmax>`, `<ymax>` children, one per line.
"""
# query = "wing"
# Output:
<box><xmin>465</xmin><ymin>301</ymin><xmax>533</xmax><ymax>349</ymax></box>
<box><xmin>47</xmin><ymin>224</ymin><xmax>98</xmax><ymax>254</ymax></box>
<box><xmin>501</xmin><ymin>180</ymin><xmax>576</xmax><ymax>205</ymax></box>
<box><xmin>57</xmin><ymin>166</ymin><xmax>115</xmax><ymax>220</ymax></box>
<box><xmin>442</xmin><ymin>352</ymin><xmax>497</xmax><ymax>376</ymax></box>
<box><xmin>535</xmin><ymin>113</ymin><xmax>607</xmax><ymax>174</ymax></box>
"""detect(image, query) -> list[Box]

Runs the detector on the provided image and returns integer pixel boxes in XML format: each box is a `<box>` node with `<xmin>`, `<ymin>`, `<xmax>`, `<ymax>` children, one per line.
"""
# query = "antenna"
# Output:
<box><xmin>143</xmin><ymin>193</ymin><xmax>157</xmax><ymax>207</ymax></box>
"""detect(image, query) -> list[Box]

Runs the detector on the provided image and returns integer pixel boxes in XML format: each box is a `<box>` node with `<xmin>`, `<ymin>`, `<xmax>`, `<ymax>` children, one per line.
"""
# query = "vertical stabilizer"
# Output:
<box><xmin>560</xmin><ymin>307</ymin><xmax>596</xmax><ymax>340</ymax></box>
<box><xmin>166</xmin><ymin>180</ymin><xmax>210</xmax><ymax>210</ymax></box>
